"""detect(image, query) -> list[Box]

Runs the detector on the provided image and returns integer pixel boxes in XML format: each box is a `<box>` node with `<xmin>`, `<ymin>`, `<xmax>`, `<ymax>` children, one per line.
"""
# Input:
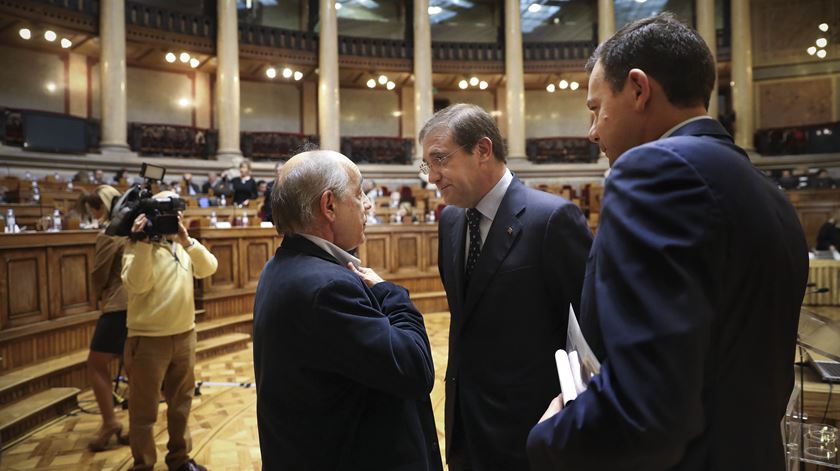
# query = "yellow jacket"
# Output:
<box><xmin>122</xmin><ymin>238</ymin><xmax>217</xmax><ymax>337</ymax></box>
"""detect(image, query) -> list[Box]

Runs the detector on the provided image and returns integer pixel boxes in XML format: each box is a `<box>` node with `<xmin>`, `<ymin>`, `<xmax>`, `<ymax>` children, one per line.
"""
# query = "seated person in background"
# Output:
<box><xmin>253</xmin><ymin>149</ymin><xmax>441</xmax><ymax>471</ymax></box>
<box><xmin>389</xmin><ymin>191</ymin><xmax>401</xmax><ymax>208</ymax></box>
<box><xmin>397</xmin><ymin>201</ymin><xmax>416</xmax><ymax>224</ymax></box>
<box><xmin>363</xmin><ymin>178</ymin><xmax>379</xmax><ymax>201</ymax></box>
<box><xmin>816</xmin><ymin>211</ymin><xmax>840</xmax><ymax>251</ymax></box>
<box><xmin>812</xmin><ymin>168</ymin><xmax>836</xmax><ymax>189</ymax></box>
<box><xmin>201</xmin><ymin>172</ymin><xmax>218</xmax><ymax>194</ymax></box>
<box><xmin>257</xmin><ymin>180</ymin><xmax>268</xmax><ymax>197</ymax></box>
<box><xmin>777</xmin><ymin>169</ymin><xmax>798</xmax><ymax>190</ymax></box>
<box><xmin>122</xmin><ymin>197</ymin><xmax>218</xmax><ymax>471</ymax></box>
<box><xmin>231</xmin><ymin>160</ymin><xmax>258</xmax><ymax>205</ymax></box>
<box><xmin>182</xmin><ymin>173</ymin><xmax>200</xmax><ymax>196</ymax></box>
<box><xmin>94</xmin><ymin>169</ymin><xmax>106</xmax><ymax>184</ymax></box>
<box><xmin>113</xmin><ymin>169</ymin><xmax>129</xmax><ymax>185</ymax></box>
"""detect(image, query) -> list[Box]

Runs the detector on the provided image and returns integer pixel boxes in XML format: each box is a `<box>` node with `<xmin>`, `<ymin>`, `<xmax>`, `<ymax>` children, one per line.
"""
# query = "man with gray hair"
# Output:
<box><xmin>252</xmin><ymin>150</ymin><xmax>442</xmax><ymax>471</ymax></box>
<box><xmin>419</xmin><ymin>104</ymin><xmax>592</xmax><ymax>471</ymax></box>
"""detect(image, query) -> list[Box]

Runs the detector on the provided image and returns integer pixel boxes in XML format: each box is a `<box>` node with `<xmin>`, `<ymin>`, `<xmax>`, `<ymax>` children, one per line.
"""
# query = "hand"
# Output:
<box><xmin>348</xmin><ymin>263</ymin><xmax>384</xmax><ymax>287</ymax></box>
<box><xmin>131</xmin><ymin>214</ymin><xmax>148</xmax><ymax>240</ymax></box>
<box><xmin>538</xmin><ymin>395</ymin><xmax>564</xmax><ymax>424</ymax></box>
<box><xmin>176</xmin><ymin>212</ymin><xmax>191</xmax><ymax>248</ymax></box>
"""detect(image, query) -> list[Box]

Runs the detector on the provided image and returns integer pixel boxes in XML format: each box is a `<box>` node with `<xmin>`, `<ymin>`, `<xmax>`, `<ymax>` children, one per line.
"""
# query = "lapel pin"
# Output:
<box><xmin>506</xmin><ymin>227</ymin><xmax>513</xmax><ymax>236</ymax></box>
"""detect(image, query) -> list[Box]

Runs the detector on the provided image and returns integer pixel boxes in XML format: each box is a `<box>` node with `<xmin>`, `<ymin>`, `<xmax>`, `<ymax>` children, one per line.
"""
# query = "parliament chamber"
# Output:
<box><xmin>0</xmin><ymin>0</ymin><xmax>838</xmax><ymax>469</ymax></box>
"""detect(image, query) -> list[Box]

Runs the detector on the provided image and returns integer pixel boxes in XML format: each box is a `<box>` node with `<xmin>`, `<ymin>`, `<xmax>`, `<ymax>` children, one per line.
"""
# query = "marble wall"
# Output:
<box><xmin>240</xmin><ymin>80</ymin><xmax>301</xmax><ymax>132</ymax></box>
<box><xmin>524</xmin><ymin>89</ymin><xmax>591</xmax><ymax>138</ymax></box>
<box><xmin>340</xmin><ymin>88</ymin><xmax>400</xmax><ymax>137</ymax></box>
<box><xmin>0</xmin><ymin>45</ymin><xmax>65</xmax><ymax>113</ymax></box>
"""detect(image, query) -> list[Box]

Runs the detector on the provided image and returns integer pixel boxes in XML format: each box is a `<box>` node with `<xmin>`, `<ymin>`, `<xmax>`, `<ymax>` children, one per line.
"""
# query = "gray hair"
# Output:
<box><xmin>418</xmin><ymin>103</ymin><xmax>506</xmax><ymax>163</ymax></box>
<box><xmin>271</xmin><ymin>151</ymin><xmax>356</xmax><ymax>235</ymax></box>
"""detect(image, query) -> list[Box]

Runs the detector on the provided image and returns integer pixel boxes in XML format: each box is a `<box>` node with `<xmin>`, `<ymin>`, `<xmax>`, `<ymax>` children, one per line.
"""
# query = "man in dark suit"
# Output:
<box><xmin>527</xmin><ymin>14</ymin><xmax>809</xmax><ymax>470</ymax></box>
<box><xmin>253</xmin><ymin>150</ymin><xmax>442</xmax><ymax>471</ymax></box>
<box><xmin>419</xmin><ymin>104</ymin><xmax>592</xmax><ymax>471</ymax></box>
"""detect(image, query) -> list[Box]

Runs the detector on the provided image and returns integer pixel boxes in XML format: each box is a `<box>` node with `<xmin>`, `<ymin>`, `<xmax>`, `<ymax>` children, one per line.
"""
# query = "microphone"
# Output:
<box><xmin>806</xmin><ymin>282</ymin><xmax>817</xmax><ymax>288</ymax></box>
<box><xmin>807</xmin><ymin>286</ymin><xmax>830</xmax><ymax>294</ymax></box>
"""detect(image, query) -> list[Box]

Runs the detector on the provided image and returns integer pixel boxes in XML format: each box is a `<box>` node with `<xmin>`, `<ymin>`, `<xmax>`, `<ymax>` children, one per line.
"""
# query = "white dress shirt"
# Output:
<box><xmin>464</xmin><ymin>168</ymin><xmax>513</xmax><ymax>265</ymax></box>
<box><xmin>299</xmin><ymin>234</ymin><xmax>361</xmax><ymax>268</ymax></box>
<box><xmin>660</xmin><ymin>116</ymin><xmax>714</xmax><ymax>139</ymax></box>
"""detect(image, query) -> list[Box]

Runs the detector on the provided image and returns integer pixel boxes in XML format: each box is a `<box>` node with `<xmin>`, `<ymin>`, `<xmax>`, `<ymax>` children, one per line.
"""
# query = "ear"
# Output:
<box><xmin>475</xmin><ymin>136</ymin><xmax>493</xmax><ymax>163</ymax></box>
<box><xmin>320</xmin><ymin>190</ymin><xmax>337</xmax><ymax>223</ymax></box>
<box><xmin>627</xmin><ymin>68</ymin><xmax>651</xmax><ymax>112</ymax></box>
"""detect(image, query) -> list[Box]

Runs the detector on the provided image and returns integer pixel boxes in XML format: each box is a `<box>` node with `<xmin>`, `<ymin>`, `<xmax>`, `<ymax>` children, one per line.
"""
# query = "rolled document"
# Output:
<box><xmin>555</xmin><ymin>349</ymin><xmax>578</xmax><ymax>405</ymax></box>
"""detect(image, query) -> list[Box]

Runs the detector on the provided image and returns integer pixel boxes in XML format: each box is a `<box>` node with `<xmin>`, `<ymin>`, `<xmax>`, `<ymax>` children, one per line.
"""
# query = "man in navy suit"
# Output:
<box><xmin>253</xmin><ymin>150</ymin><xmax>442</xmax><ymax>471</ymax></box>
<box><xmin>527</xmin><ymin>14</ymin><xmax>809</xmax><ymax>470</ymax></box>
<box><xmin>419</xmin><ymin>104</ymin><xmax>592</xmax><ymax>471</ymax></box>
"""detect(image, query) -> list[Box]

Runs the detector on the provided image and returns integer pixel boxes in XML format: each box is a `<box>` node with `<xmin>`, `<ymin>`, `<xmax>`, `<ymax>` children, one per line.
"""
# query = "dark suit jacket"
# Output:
<box><xmin>438</xmin><ymin>177</ymin><xmax>592</xmax><ymax>470</ymax></box>
<box><xmin>253</xmin><ymin>235</ymin><xmax>442</xmax><ymax>471</ymax></box>
<box><xmin>527</xmin><ymin>119</ymin><xmax>809</xmax><ymax>470</ymax></box>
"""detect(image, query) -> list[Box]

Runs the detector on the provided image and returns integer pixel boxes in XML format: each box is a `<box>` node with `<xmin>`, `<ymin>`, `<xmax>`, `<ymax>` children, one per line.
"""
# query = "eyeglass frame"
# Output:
<box><xmin>419</xmin><ymin>145</ymin><xmax>466</xmax><ymax>176</ymax></box>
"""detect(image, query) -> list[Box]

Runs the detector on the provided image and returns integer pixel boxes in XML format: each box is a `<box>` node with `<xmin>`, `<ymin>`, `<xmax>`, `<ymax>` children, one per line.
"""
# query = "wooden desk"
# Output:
<box><xmin>806</xmin><ymin>260</ymin><xmax>840</xmax><ymax>306</ymax></box>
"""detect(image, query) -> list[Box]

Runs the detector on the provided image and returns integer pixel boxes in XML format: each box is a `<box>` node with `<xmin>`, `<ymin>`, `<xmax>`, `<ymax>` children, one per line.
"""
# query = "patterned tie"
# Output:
<box><xmin>464</xmin><ymin>208</ymin><xmax>482</xmax><ymax>285</ymax></box>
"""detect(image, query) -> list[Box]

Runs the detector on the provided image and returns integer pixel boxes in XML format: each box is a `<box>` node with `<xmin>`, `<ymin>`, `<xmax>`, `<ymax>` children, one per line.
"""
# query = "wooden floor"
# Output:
<box><xmin>3</xmin><ymin>307</ymin><xmax>838</xmax><ymax>470</ymax></box>
<box><xmin>0</xmin><ymin>313</ymin><xmax>451</xmax><ymax>470</ymax></box>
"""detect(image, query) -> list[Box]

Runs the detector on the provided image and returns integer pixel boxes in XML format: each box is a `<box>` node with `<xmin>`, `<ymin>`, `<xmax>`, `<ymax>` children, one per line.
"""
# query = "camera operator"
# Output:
<box><xmin>121</xmin><ymin>192</ymin><xmax>217</xmax><ymax>471</ymax></box>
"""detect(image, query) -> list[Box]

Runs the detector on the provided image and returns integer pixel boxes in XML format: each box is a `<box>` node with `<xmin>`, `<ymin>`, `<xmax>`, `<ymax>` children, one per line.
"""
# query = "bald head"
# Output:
<box><xmin>271</xmin><ymin>150</ymin><xmax>360</xmax><ymax>235</ymax></box>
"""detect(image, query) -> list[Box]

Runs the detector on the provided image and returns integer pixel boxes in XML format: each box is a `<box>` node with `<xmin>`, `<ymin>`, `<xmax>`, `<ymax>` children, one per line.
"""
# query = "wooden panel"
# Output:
<box><xmin>393</xmin><ymin>233</ymin><xmax>421</xmax><ymax>273</ymax></box>
<box><xmin>427</xmin><ymin>234</ymin><xmax>439</xmax><ymax>272</ymax></box>
<box><xmin>47</xmin><ymin>246</ymin><xmax>96</xmax><ymax>318</ymax></box>
<box><xmin>805</xmin><ymin>260</ymin><xmax>840</xmax><ymax>306</ymax></box>
<box><xmin>360</xmin><ymin>234</ymin><xmax>390</xmax><ymax>272</ymax></box>
<box><xmin>240</xmin><ymin>237</ymin><xmax>273</xmax><ymax>289</ymax></box>
<box><xmin>204</xmin><ymin>240</ymin><xmax>239</xmax><ymax>292</ymax></box>
<box><xmin>793</xmin><ymin>201</ymin><xmax>840</xmax><ymax>250</ymax></box>
<box><xmin>2</xmin><ymin>249</ymin><xmax>49</xmax><ymax>329</ymax></box>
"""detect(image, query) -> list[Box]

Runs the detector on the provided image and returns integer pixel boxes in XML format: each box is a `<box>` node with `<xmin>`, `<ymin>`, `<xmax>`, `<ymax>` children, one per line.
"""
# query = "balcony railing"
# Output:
<box><xmin>339</xmin><ymin>36</ymin><xmax>410</xmax><ymax>59</ymax></box>
<box><xmin>526</xmin><ymin>137</ymin><xmax>599</xmax><ymax>164</ymax></box>
<box><xmin>523</xmin><ymin>41</ymin><xmax>595</xmax><ymax>62</ymax></box>
<box><xmin>29</xmin><ymin>0</ymin><xmax>98</xmax><ymax>15</ymax></box>
<box><xmin>1</xmin><ymin>107</ymin><xmax>99</xmax><ymax>153</ymax></box>
<box><xmin>755</xmin><ymin>122</ymin><xmax>840</xmax><ymax>156</ymax></box>
<box><xmin>431</xmin><ymin>41</ymin><xmax>504</xmax><ymax>62</ymax></box>
<box><xmin>126</xmin><ymin>1</ymin><xmax>215</xmax><ymax>38</ymax></box>
<box><xmin>128</xmin><ymin>122</ymin><xmax>217</xmax><ymax>158</ymax></box>
<box><xmin>238</xmin><ymin>24</ymin><xmax>317</xmax><ymax>51</ymax></box>
<box><xmin>241</xmin><ymin>131</ymin><xmax>319</xmax><ymax>161</ymax></box>
<box><xmin>341</xmin><ymin>137</ymin><xmax>414</xmax><ymax>165</ymax></box>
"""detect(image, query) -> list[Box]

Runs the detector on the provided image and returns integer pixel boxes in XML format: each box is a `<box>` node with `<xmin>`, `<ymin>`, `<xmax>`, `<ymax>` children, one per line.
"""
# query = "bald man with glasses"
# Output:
<box><xmin>419</xmin><ymin>104</ymin><xmax>592</xmax><ymax>471</ymax></box>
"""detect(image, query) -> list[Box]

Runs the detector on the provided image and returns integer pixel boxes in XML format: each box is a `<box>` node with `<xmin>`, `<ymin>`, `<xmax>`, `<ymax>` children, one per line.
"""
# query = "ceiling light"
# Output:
<box><xmin>816</xmin><ymin>38</ymin><xmax>828</xmax><ymax>48</ymax></box>
<box><xmin>18</xmin><ymin>28</ymin><xmax>31</xmax><ymax>40</ymax></box>
<box><xmin>335</xmin><ymin>2</ymin><xmax>342</xmax><ymax>9</ymax></box>
<box><xmin>428</xmin><ymin>6</ymin><xmax>442</xmax><ymax>15</ymax></box>
<box><xmin>165</xmin><ymin>52</ymin><xmax>177</xmax><ymax>63</ymax></box>
<box><xmin>283</xmin><ymin>67</ymin><xmax>293</xmax><ymax>78</ymax></box>
<box><xmin>570</xmin><ymin>81</ymin><xmax>579</xmax><ymax>91</ymax></box>
<box><xmin>177</xmin><ymin>97</ymin><xmax>190</xmax><ymax>108</ymax></box>
<box><xmin>60</xmin><ymin>38</ymin><xmax>72</xmax><ymax>48</ymax></box>
<box><xmin>816</xmin><ymin>49</ymin><xmax>827</xmax><ymax>59</ymax></box>
<box><xmin>367</xmin><ymin>78</ymin><xmax>376</xmax><ymax>88</ymax></box>
<box><xmin>634</xmin><ymin>0</ymin><xmax>647</xmax><ymax>3</ymax></box>
<box><xmin>45</xmin><ymin>82</ymin><xmax>57</xmax><ymax>93</ymax></box>
<box><xmin>293</xmin><ymin>71</ymin><xmax>303</xmax><ymax>81</ymax></box>
<box><xmin>386</xmin><ymin>80</ymin><xmax>396</xmax><ymax>90</ymax></box>
<box><xmin>479</xmin><ymin>80</ymin><xmax>488</xmax><ymax>90</ymax></box>
<box><xmin>558</xmin><ymin>79</ymin><xmax>569</xmax><ymax>90</ymax></box>
<box><xmin>819</xmin><ymin>23</ymin><xmax>829</xmax><ymax>32</ymax></box>
<box><xmin>553</xmin><ymin>18</ymin><xmax>560</xmax><ymax>24</ymax></box>
<box><xmin>179</xmin><ymin>52</ymin><xmax>190</xmax><ymax>63</ymax></box>
<box><xmin>528</xmin><ymin>3</ymin><xmax>541</xmax><ymax>13</ymax></box>
<box><xmin>458</xmin><ymin>79</ymin><xmax>468</xmax><ymax>89</ymax></box>
<box><xmin>266</xmin><ymin>67</ymin><xmax>277</xmax><ymax>78</ymax></box>
<box><xmin>546</xmin><ymin>83</ymin><xmax>556</xmax><ymax>92</ymax></box>
<box><xmin>378</xmin><ymin>74</ymin><xmax>388</xmax><ymax>85</ymax></box>
<box><xmin>469</xmin><ymin>76</ymin><xmax>479</xmax><ymax>86</ymax></box>
<box><xmin>189</xmin><ymin>57</ymin><xmax>200</xmax><ymax>68</ymax></box>
<box><xmin>44</xmin><ymin>30</ymin><xmax>57</xmax><ymax>42</ymax></box>
<box><xmin>807</xmin><ymin>46</ymin><xmax>817</xmax><ymax>55</ymax></box>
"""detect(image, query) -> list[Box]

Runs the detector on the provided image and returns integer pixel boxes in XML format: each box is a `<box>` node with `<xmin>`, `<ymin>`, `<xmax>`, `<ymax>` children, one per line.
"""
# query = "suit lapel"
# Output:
<box><xmin>459</xmin><ymin>179</ymin><xmax>526</xmax><ymax>330</ymax></box>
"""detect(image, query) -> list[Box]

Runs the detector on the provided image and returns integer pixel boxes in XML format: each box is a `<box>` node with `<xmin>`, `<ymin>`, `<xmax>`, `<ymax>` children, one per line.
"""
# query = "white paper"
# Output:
<box><xmin>561</xmin><ymin>304</ymin><xmax>601</xmax><ymax>399</ymax></box>
<box><xmin>554</xmin><ymin>349</ymin><xmax>578</xmax><ymax>405</ymax></box>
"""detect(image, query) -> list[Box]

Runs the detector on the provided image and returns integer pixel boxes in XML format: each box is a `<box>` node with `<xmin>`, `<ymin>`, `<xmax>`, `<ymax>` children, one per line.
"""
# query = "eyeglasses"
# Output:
<box><xmin>419</xmin><ymin>145</ymin><xmax>464</xmax><ymax>175</ymax></box>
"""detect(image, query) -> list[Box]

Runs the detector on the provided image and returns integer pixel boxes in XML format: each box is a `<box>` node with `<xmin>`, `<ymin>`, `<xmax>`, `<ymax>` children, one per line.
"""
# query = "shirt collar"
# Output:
<box><xmin>299</xmin><ymin>234</ymin><xmax>361</xmax><ymax>267</ymax></box>
<box><xmin>474</xmin><ymin>168</ymin><xmax>513</xmax><ymax>222</ymax></box>
<box><xmin>660</xmin><ymin>116</ymin><xmax>714</xmax><ymax>139</ymax></box>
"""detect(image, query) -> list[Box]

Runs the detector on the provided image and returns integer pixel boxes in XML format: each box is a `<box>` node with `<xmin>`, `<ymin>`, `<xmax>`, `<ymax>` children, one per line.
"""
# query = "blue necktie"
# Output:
<box><xmin>465</xmin><ymin>208</ymin><xmax>482</xmax><ymax>284</ymax></box>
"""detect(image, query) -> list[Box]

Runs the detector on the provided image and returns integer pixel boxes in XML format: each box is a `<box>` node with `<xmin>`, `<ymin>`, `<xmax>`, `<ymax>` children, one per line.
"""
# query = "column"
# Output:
<box><xmin>67</xmin><ymin>52</ymin><xmax>88</xmax><ymax>118</ymax></box>
<box><xmin>504</xmin><ymin>0</ymin><xmax>525</xmax><ymax>162</ymax></box>
<box><xmin>413</xmin><ymin>0</ymin><xmax>433</xmax><ymax>163</ymax></box>
<box><xmin>696</xmin><ymin>0</ymin><xmax>719</xmax><ymax>119</ymax></box>
<box><xmin>318</xmin><ymin>0</ymin><xmax>340</xmax><ymax>151</ymax></box>
<box><xmin>99</xmin><ymin>0</ymin><xmax>128</xmax><ymax>152</ymax></box>
<box><xmin>216</xmin><ymin>0</ymin><xmax>241</xmax><ymax>160</ymax></box>
<box><xmin>731</xmin><ymin>0</ymin><xmax>754</xmax><ymax>149</ymax></box>
<box><xmin>598</xmin><ymin>0</ymin><xmax>615</xmax><ymax>43</ymax></box>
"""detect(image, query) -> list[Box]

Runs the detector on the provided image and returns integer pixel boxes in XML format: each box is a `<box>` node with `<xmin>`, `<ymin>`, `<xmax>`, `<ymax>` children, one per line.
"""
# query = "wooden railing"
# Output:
<box><xmin>526</xmin><ymin>137</ymin><xmax>599</xmax><ymax>164</ymax></box>
<box><xmin>755</xmin><ymin>122</ymin><xmax>840</xmax><ymax>156</ymax></box>
<box><xmin>523</xmin><ymin>41</ymin><xmax>595</xmax><ymax>62</ymax></box>
<box><xmin>431</xmin><ymin>41</ymin><xmax>503</xmax><ymax>62</ymax></box>
<box><xmin>340</xmin><ymin>137</ymin><xmax>414</xmax><ymax>165</ymax></box>
<box><xmin>127</xmin><ymin>122</ymin><xmax>217</xmax><ymax>158</ymax></box>
<box><xmin>241</xmin><ymin>131</ymin><xmax>319</xmax><ymax>161</ymax></box>
<box><xmin>238</xmin><ymin>24</ymin><xmax>317</xmax><ymax>50</ymax></box>
<box><xmin>339</xmin><ymin>36</ymin><xmax>409</xmax><ymax>59</ymax></box>
<box><xmin>29</xmin><ymin>0</ymin><xmax>99</xmax><ymax>15</ymax></box>
<box><xmin>126</xmin><ymin>1</ymin><xmax>215</xmax><ymax>38</ymax></box>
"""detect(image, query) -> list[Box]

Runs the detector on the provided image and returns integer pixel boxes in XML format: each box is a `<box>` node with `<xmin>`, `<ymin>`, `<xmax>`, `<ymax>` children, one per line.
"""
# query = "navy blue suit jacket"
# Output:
<box><xmin>253</xmin><ymin>235</ymin><xmax>443</xmax><ymax>471</ymax></box>
<box><xmin>527</xmin><ymin>119</ymin><xmax>809</xmax><ymax>470</ymax></box>
<box><xmin>439</xmin><ymin>177</ymin><xmax>592</xmax><ymax>470</ymax></box>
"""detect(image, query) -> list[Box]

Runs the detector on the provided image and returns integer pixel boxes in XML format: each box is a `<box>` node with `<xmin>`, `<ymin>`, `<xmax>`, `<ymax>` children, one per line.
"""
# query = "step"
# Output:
<box><xmin>0</xmin><ymin>350</ymin><xmax>88</xmax><ymax>405</ymax></box>
<box><xmin>196</xmin><ymin>313</ymin><xmax>253</xmax><ymax>341</ymax></box>
<box><xmin>196</xmin><ymin>333</ymin><xmax>251</xmax><ymax>362</ymax></box>
<box><xmin>0</xmin><ymin>387</ymin><xmax>79</xmax><ymax>447</ymax></box>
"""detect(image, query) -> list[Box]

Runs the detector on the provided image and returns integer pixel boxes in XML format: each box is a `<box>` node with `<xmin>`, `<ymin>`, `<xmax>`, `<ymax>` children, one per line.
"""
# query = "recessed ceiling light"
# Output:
<box><xmin>807</xmin><ymin>46</ymin><xmax>817</xmax><ymax>55</ymax></box>
<box><xmin>378</xmin><ymin>74</ymin><xmax>388</xmax><ymax>85</ymax></box>
<box><xmin>570</xmin><ymin>81</ymin><xmax>580</xmax><ymax>91</ymax></box>
<box><xmin>546</xmin><ymin>83</ymin><xmax>556</xmax><ymax>92</ymax></box>
<box><xmin>469</xmin><ymin>76</ymin><xmax>479</xmax><ymax>86</ymax></box>
<box><xmin>819</xmin><ymin>23</ymin><xmax>829</xmax><ymax>32</ymax></box>
<box><xmin>816</xmin><ymin>49</ymin><xmax>827</xmax><ymax>59</ymax></box>
<box><xmin>165</xmin><ymin>52</ymin><xmax>177</xmax><ymax>63</ymax></box>
<box><xmin>335</xmin><ymin>2</ymin><xmax>342</xmax><ymax>10</ymax></box>
<box><xmin>45</xmin><ymin>82</ymin><xmax>56</xmax><ymax>93</ymax></box>
<box><xmin>458</xmin><ymin>79</ymin><xmax>468</xmax><ymax>90</ymax></box>
<box><xmin>283</xmin><ymin>67</ymin><xmax>293</xmax><ymax>78</ymax></box>
<box><xmin>19</xmin><ymin>28</ymin><xmax>31</xmax><ymax>40</ymax></box>
<box><xmin>179</xmin><ymin>52</ymin><xmax>190</xmax><ymax>63</ymax></box>
<box><xmin>60</xmin><ymin>38</ymin><xmax>72</xmax><ymax>48</ymax></box>
<box><xmin>367</xmin><ymin>78</ymin><xmax>376</xmax><ymax>88</ymax></box>
<box><xmin>386</xmin><ymin>81</ymin><xmax>396</xmax><ymax>90</ymax></box>
<box><xmin>528</xmin><ymin>3</ymin><xmax>542</xmax><ymax>13</ymax></box>
<box><xmin>479</xmin><ymin>80</ymin><xmax>488</xmax><ymax>90</ymax></box>
<box><xmin>266</xmin><ymin>67</ymin><xmax>277</xmax><ymax>78</ymax></box>
<box><xmin>428</xmin><ymin>6</ymin><xmax>442</xmax><ymax>15</ymax></box>
<box><xmin>558</xmin><ymin>79</ymin><xmax>569</xmax><ymax>90</ymax></box>
<box><xmin>44</xmin><ymin>30</ymin><xmax>57</xmax><ymax>42</ymax></box>
<box><xmin>816</xmin><ymin>38</ymin><xmax>828</xmax><ymax>48</ymax></box>
<box><xmin>189</xmin><ymin>57</ymin><xmax>200</xmax><ymax>68</ymax></box>
<box><xmin>293</xmin><ymin>71</ymin><xmax>303</xmax><ymax>81</ymax></box>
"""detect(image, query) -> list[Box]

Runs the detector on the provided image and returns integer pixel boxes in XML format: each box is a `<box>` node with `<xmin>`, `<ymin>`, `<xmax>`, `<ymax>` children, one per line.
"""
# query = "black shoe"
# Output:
<box><xmin>175</xmin><ymin>459</ymin><xmax>207</xmax><ymax>471</ymax></box>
